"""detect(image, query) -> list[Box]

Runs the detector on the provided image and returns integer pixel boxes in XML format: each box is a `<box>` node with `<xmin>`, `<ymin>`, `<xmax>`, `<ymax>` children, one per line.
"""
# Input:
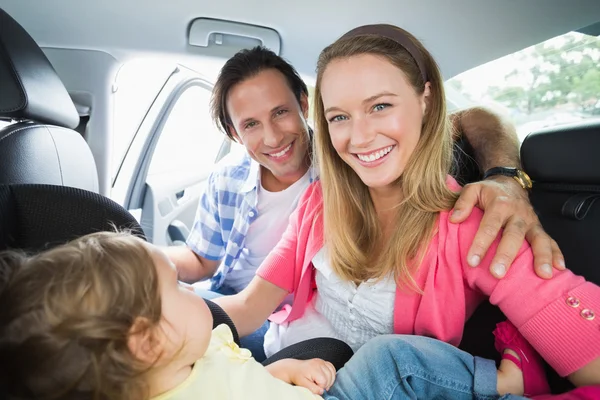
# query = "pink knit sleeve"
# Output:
<box><xmin>453</xmin><ymin>209</ymin><xmax>600</xmax><ymax>377</ymax></box>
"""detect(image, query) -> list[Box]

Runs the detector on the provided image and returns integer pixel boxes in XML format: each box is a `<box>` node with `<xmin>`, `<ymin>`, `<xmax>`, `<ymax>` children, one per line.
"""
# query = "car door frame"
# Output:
<box><xmin>112</xmin><ymin>65</ymin><xmax>230</xmax><ymax>241</ymax></box>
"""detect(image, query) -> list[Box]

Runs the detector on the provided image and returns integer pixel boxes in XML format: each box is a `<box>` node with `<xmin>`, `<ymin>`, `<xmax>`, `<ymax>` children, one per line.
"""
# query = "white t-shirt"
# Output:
<box><xmin>223</xmin><ymin>170</ymin><xmax>312</xmax><ymax>293</ymax></box>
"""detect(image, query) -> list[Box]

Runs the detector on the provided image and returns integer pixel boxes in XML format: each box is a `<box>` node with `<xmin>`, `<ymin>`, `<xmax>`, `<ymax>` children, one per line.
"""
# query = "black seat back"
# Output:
<box><xmin>0</xmin><ymin>184</ymin><xmax>144</xmax><ymax>252</ymax></box>
<box><xmin>522</xmin><ymin>121</ymin><xmax>600</xmax><ymax>284</ymax></box>
<box><xmin>460</xmin><ymin>121</ymin><xmax>600</xmax><ymax>394</ymax></box>
<box><xmin>0</xmin><ymin>8</ymin><xmax>98</xmax><ymax>191</ymax></box>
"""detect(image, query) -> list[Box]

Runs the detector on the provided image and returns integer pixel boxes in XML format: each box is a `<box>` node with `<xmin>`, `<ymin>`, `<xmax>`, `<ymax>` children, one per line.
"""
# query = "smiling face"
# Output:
<box><xmin>226</xmin><ymin>68</ymin><xmax>311</xmax><ymax>189</ymax></box>
<box><xmin>320</xmin><ymin>53</ymin><xmax>430</xmax><ymax>192</ymax></box>
<box><xmin>311</xmin><ymin>27</ymin><xmax>457</xmax><ymax>288</ymax></box>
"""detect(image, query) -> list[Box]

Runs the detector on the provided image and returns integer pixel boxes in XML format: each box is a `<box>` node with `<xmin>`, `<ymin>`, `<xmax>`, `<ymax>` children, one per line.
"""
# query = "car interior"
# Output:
<box><xmin>0</xmin><ymin>0</ymin><xmax>599</xmax><ymax>396</ymax></box>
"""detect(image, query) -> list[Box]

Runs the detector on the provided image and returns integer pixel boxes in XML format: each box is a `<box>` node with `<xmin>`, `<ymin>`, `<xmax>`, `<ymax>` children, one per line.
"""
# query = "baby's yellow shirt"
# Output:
<box><xmin>151</xmin><ymin>324</ymin><xmax>322</xmax><ymax>400</ymax></box>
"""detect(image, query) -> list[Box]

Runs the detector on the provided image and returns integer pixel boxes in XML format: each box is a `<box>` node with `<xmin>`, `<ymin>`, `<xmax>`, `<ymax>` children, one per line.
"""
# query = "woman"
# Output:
<box><xmin>215</xmin><ymin>24</ymin><xmax>600</xmax><ymax>398</ymax></box>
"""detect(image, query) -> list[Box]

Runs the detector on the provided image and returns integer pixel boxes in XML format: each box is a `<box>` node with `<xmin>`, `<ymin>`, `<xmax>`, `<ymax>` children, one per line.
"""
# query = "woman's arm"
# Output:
<box><xmin>216</xmin><ymin>183</ymin><xmax>321</xmax><ymax>337</ymax></box>
<box><xmin>454</xmin><ymin>209</ymin><xmax>600</xmax><ymax>384</ymax></box>
<box><xmin>214</xmin><ymin>276</ymin><xmax>288</xmax><ymax>337</ymax></box>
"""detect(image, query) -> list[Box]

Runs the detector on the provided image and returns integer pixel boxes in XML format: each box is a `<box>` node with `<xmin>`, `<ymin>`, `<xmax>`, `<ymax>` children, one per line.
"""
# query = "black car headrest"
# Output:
<box><xmin>521</xmin><ymin>121</ymin><xmax>600</xmax><ymax>184</ymax></box>
<box><xmin>0</xmin><ymin>8</ymin><xmax>79</xmax><ymax>128</ymax></box>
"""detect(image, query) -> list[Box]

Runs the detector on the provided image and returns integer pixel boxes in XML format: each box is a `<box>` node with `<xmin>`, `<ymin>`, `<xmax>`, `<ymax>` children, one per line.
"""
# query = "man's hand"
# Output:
<box><xmin>265</xmin><ymin>358</ymin><xmax>336</xmax><ymax>395</ymax></box>
<box><xmin>450</xmin><ymin>176</ymin><xmax>566</xmax><ymax>279</ymax></box>
<box><xmin>163</xmin><ymin>246</ymin><xmax>219</xmax><ymax>283</ymax></box>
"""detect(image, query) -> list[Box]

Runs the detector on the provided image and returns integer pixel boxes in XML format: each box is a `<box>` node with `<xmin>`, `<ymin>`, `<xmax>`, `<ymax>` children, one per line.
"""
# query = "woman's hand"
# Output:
<box><xmin>266</xmin><ymin>358</ymin><xmax>336</xmax><ymax>395</ymax></box>
<box><xmin>213</xmin><ymin>276</ymin><xmax>288</xmax><ymax>337</ymax></box>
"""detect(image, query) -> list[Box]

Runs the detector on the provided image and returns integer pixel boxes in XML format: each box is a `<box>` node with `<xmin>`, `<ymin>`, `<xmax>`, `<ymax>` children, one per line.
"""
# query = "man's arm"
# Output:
<box><xmin>449</xmin><ymin>106</ymin><xmax>565</xmax><ymax>279</ymax></box>
<box><xmin>450</xmin><ymin>106</ymin><xmax>521</xmax><ymax>172</ymax></box>
<box><xmin>164</xmin><ymin>246</ymin><xmax>220</xmax><ymax>283</ymax></box>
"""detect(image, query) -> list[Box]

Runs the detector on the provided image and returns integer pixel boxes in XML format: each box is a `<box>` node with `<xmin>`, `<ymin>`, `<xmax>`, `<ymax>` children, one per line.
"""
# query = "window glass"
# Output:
<box><xmin>447</xmin><ymin>32</ymin><xmax>600</xmax><ymax>141</ymax></box>
<box><xmin>113</xmin><ymin>59</ymin><xmax>175</xmax><ymax>179</ymax></box>
<box><xmin>147</xmin><ymin>85</ymin><xmax>225</xmax><ymax>177</ymax></box>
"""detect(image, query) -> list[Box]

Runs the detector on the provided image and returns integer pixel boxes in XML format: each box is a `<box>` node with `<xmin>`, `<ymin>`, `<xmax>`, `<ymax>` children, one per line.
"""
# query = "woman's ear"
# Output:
<box><xmin>127</xmin><ymin>318</ymin><xmax>164</xmax><ymax>365</ymax></box>
<box><xmin>421</xmin><ymin>82</ymin><xmax>432</xmax><ymax>116</ymax></box>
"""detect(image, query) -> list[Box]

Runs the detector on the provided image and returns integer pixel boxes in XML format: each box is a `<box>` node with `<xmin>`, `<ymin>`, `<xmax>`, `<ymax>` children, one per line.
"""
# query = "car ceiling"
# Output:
<box><xmin>1</xmin><ymin>0</ymin><xmax>599</xmax><ymax>80</ymax></box>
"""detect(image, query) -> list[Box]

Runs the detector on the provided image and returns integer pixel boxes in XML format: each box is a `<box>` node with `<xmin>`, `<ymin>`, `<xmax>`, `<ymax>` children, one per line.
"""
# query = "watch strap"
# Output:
<box><xmin>483</xmin><ymin>167</ymin><xmax>517</xmax><ymax>180</ymax></box>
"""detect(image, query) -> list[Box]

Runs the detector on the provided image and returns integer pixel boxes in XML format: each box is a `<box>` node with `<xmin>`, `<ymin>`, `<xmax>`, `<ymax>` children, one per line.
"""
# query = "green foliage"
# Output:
<box><xmin>486</xmin><ymin>33</ymin><xmax>600</xmax><ymax>114</ymax></box>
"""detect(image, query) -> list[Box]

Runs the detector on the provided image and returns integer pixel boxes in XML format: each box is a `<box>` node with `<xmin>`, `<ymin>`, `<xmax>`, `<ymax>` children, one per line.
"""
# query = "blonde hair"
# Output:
<box><xmin>313</xmin><ymin>25</ymin><xmax>459</xmax><ymax>287</ymax></box>
<box><xmin>0</xmin><ymin>232</ymin><xmax>161</xmax><ymax>400</ymax></box>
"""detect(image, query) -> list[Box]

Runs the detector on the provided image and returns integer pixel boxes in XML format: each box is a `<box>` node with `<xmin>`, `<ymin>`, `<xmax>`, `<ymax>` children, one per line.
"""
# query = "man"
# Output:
<box><xmin>166</xmin><ymin>46</ymin><xmax>564</xmax><ymax>361</ymax></box>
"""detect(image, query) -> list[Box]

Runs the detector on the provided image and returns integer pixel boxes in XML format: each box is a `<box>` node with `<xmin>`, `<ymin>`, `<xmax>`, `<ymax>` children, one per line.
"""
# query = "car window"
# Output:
<box><xmin>147</xmin><ymin>85</ymin><xmax>225</xmax><ymax>177</ymax></box>
<box><xmin>447</xmin><ymin>31</ymin><xmax>600</xmax><ymax>142</ymax></box>
<box><xmin>113</xmin><ymin>59</ymin><xmax>176</xmax><ymax>180</ymax></box>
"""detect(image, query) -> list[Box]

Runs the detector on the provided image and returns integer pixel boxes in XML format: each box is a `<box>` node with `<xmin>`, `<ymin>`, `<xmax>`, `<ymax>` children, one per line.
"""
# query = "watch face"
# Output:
<box><xmin>516</xmin><ymin>169</ymin><xmax>533</xmax><ymax>189</ymax></box>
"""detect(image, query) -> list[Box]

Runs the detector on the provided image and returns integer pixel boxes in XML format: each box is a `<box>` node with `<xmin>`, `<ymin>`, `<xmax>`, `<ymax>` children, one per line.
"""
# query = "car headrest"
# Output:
<box><xmin>521</xmin><ymin>121</ymin><xmax>600</xmax><ymax>184</ymax></box>
<box><xmin>0</xmin><ymin>8</ymin><xmax>79</xmax><ymax>129</ymax></box>
<box><xmin>0</xmin><ymin>122</ymin><xmax>99</xmax><ymax>192</ymax></box>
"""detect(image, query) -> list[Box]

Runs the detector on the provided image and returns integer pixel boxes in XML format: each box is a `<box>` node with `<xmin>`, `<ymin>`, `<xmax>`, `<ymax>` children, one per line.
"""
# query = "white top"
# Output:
<box><xmin>263</xmin><ymin>246</ymin><xmax>396</xmax><ymax>357</ymax></box>
<box><xmin>223</xmin><ymin>170</ymin><xmax>311</xmax><ymax>293</ymax></box>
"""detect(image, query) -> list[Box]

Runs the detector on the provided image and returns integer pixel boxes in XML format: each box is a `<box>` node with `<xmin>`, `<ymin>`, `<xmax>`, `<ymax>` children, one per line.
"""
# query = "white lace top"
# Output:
<box><xmin>263</xmin><ymin>246</ymin><xmax>395</xmax><ymax>356</ymax></box>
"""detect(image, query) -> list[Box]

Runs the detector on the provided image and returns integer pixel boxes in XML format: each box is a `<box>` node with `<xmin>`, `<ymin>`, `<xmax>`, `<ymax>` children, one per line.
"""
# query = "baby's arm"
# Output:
<box><xmin>265</xmin><ymin>358</ymin><xmax>336</xmax><ymax>395</ymax></box>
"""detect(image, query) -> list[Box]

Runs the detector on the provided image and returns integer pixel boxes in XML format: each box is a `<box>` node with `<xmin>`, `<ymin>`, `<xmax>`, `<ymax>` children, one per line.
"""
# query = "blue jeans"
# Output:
<box><xmin>324</xmin><ymin>335</ymin><xmax>528</xmax><ymax>400</ymax></box>
<box><xmin>194</xmin><ymin>285</ymin><xmax>269</xmax><ymax>363</ymax></box>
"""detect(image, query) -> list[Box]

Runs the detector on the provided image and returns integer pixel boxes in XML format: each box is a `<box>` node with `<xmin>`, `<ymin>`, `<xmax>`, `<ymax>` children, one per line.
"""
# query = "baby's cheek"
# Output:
<box><xmin>179</xmin><ymin>281</ymin><xmax>195</xmax><ymax>292</ymax></box>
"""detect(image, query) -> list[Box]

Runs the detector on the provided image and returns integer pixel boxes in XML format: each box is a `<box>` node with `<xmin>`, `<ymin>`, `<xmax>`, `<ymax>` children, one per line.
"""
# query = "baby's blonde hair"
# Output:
<box><xmin>0</xmin><ymin>231</ymin><xmax>162</xmax><ymax>399</ymax></box>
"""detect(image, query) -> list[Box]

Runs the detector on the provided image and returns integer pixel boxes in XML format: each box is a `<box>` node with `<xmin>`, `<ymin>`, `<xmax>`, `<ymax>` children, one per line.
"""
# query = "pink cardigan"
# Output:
<box><xmin>257</xmin><ymin>179</ymin><xmax>600</xmax><ymax>377</ymax></box>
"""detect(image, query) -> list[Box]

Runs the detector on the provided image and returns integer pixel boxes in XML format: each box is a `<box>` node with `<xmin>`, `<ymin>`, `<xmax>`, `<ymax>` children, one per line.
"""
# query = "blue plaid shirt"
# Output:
<box><xmin>186</xmin><ymin>150</ymin><xmax>318</xmax><ymax>289</ymax></box>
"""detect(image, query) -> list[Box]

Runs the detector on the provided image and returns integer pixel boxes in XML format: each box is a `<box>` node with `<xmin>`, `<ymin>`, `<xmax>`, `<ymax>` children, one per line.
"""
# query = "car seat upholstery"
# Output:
<box><xmin>460</xmin><ymin>121</ymin><xmax>600</xmax><ymax>394</ymax></box>
<box><xmin>0</xmin><ymin>184</ymin><xmax>242</xmax><ymax>398</ymax></box>
<box><xmin>0</xmin><ymin>8</ymin><xmax>99</xmax><ymax>192</ymax></box>
<box><xmin>522</xmin><ymin>121</ymin><xmax>600</xmax><ymax>287</ymax></box>
<box><xmin>0</xmin><ymin>184</ymin><xmax>143</xmax><ymax>252</ymax></box>
<box><xmin>261</xmin><ymin>337</ymin><xmax>354</xmax><ymax>371</ymax></box>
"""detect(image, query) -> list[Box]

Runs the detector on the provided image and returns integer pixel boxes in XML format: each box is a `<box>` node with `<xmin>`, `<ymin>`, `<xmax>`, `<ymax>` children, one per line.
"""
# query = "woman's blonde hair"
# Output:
<box><xmin>0</xmin><ymin>231</ymin><xmax>162</xmax><ymax>399</ymax></box>
<box><xmin>313</xmin><ymin>25</ymin><xmax>459</xmax><ymax>287</ymax></box>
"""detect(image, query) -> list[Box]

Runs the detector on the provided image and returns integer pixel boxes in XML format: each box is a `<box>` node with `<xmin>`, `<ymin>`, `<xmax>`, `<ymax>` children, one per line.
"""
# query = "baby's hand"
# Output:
<box><xmin>266</xmin><ymin>358</ymin><xmax>336</xmax><ymax>395</ymax></box>
<box><xmin>290</xmin><ymin>358</ymin><xmax>336</xmax><ymax>394</ymax></box>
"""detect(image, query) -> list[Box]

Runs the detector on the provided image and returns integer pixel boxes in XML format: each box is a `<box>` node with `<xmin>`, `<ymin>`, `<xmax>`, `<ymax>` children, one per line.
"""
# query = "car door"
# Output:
<box><xmin>112</xmin><ymin>65</ymin><xmax>232</xmax><ymax>245</ymax></box>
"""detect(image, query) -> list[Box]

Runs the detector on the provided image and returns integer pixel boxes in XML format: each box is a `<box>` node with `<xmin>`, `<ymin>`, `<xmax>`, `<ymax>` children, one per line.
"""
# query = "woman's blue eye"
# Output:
<box><xmin>328</xmin><ymin>115</ymin><xmax>348</xmax><ymax>123</ymax></box>
<box><xmin>373</xmin><ymin>103</ymin><xmax>391</xmax><ymax>112</ymax></box>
